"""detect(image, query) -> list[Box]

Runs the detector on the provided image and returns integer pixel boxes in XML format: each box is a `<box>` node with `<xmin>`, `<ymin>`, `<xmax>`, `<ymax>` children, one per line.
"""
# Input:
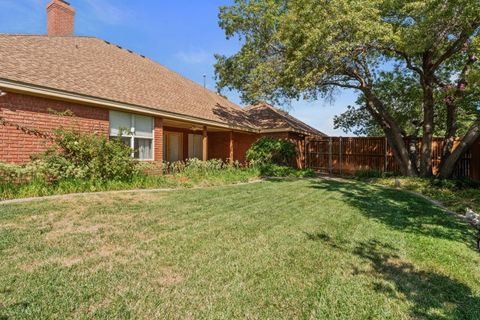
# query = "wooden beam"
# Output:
<box><xmin>202</xmin><ymin>126</ymin><xmax>208</xmax><ymax>161</ymax></box>
<box><xmin>328</xmin><ymin>137</ymin><xmax>333</xmax><ymax>175</ymax></box>
<box><xmin>229</xmin><ymin>131</ymin><xmax>234</xmax><ymax>165</ymax></box>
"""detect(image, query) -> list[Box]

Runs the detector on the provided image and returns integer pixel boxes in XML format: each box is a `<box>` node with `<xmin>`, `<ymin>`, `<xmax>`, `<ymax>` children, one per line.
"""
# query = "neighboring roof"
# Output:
<box><xmin>246</xmin><ymin>103</ymin><xmax>327</xmax><ymax>136</ymax></box>
<box><xmin>0</xmin><ymin>34</ymin><xmax>256</xmax><ymax>129</ymax></box>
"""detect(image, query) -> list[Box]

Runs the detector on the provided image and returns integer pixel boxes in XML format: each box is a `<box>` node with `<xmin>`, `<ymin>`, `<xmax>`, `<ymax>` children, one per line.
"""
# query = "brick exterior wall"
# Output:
<box><xmin>0</xmin><ymin>92</ymin><xmax>108</xmax><ymax>163</ymax></box>
<box><xmin>208</xmin><ymin>131</ymin><xmax>306</xmax><ymax>168</ymax></box>
<box><xmin>208</xmin><ymin>131</ymin><xmax>259</xmax><ymax>163</ymax></box>
<box><xmin>0</xmin><ymin>92</ymin><xmax>307</xmax><ymax>167</ymax></box>
<box><xmin>154</xmin><ymin>118</ymin><xmax>163</xmax><ymax>162</ymax></box>
<box><xmin>233</xmin><ymin>132</ymin><xmax>260</xmax><ymax>163</ymax></box>
<box><xmin>207</xmin><ymin>132</ymin><xmax>230</xmax><ymax>160</ymax></box>
<box><xmin>288</xmin><ymin>132</ymin><xmax>306</xmax><ymax>169</ymax></box>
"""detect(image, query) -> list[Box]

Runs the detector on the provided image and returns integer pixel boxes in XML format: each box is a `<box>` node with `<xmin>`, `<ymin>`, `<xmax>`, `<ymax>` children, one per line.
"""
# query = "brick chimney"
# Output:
<box><xmin>47</xmin><ymin>0</ymin><xmax>75</xmax><ymax>36</ymax></box>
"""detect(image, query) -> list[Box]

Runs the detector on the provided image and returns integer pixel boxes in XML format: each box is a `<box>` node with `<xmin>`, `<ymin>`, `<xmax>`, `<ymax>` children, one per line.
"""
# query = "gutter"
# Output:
<box><xmin>260</xmin><ymin>127</ymin><xmax>319</xmax><ymax>136</ymax></box>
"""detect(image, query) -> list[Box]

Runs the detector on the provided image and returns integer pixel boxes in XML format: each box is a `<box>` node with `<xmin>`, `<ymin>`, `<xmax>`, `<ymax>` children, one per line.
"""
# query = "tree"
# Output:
<box><xmin>215</xmin><ymin>0</ymin><xmax>480</xmax><ymax>177</ymax></box>
<box><xmin>333</xmin><ymin>67</ymin><xmax>479</xmax><ymax>149</ymax></box>
<box><xmin>334</xmin><ymin>69</ymin><xmax>424</xmax><ymax>137</ymax></box>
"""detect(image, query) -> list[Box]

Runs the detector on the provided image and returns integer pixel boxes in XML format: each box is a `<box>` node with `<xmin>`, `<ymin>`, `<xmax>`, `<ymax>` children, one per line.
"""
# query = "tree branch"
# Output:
<box><xmin>430</xmin><ymin>19</ymin><xmax>480</xmax><ymax>71</ymax></box>
<box><xmin>319</xmin><ymin>81</ymin><xmax>360</xmax><ymax>90</ymax></box>
<box><xmin>373</xmin><ymin>45</ymin><xmax>424</xmax><ymax>76</ymax></box>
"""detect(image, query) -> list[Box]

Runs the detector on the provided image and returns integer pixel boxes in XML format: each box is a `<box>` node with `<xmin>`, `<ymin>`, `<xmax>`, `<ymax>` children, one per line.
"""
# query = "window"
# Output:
<box><xmin>188</xmin><ymin>134</ymin><xmax>203</xmax><ymax>159</ymax></box>
<box><xmin>109</xmin><ymin>111</ymin><xmax>154</xmax><ymax>160</ymax></box>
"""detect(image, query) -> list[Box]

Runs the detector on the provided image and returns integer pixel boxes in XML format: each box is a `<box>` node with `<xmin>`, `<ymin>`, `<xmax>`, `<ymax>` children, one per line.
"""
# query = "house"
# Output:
<box><xmin>0</xmin><ymin>0</ymin><xmax>325</xmax><ymax>168</ymax></box>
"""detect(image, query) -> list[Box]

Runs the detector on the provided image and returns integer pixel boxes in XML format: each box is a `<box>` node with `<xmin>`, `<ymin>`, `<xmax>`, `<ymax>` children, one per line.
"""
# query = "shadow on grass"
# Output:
<box><xmin>308</xmin><ymin>179</ymin><xmax>473</xmax><ymax>244</ymax></box>
<box><xmin>0</xmin><ymin>301</ymin><xmax>30</xmax><ymax>320</ymax></box>
<box><xmin>306</xmin><ymin>234</ymin><xmax>480</xmax><ymax>319</ymax></box>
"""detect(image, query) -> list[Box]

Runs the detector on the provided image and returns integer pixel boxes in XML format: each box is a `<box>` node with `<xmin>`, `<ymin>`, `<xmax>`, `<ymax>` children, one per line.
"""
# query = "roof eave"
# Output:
<box><xmin>260</xmin><ymin>127</ymin><xmax>320</xmax><ymax>136</ymax></box>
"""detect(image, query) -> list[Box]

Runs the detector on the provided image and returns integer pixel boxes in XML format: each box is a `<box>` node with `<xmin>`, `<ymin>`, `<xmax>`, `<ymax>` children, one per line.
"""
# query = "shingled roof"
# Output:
<box><xmin>0</xmin><ymin>34</ymin><xmax>256</xmax><ymax>129</ymax></box>
<box><xmin>246</xmin><ymin>104</ymin><xmax>326</xmax><ymax>136</ymax></box>
<box><xmin>0</xmin><ymin>34</ymin><xmax>325</xmax><ymax>136</ymax></box>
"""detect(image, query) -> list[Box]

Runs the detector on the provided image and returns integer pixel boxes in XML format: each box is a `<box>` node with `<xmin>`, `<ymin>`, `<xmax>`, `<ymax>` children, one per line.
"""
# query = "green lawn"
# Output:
<box><xmin>1</xmin><ymin>179</ymin><xmax>479</xmax><ymax>319</ymax></box>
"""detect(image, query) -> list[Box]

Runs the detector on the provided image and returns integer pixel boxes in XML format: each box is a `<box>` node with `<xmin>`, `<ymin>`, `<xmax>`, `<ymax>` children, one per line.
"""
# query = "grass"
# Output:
<box><xmin>0</xmin><ymin>167</ymin><xmax>260</xmax><ymax>201</ymax></box>
<box><xmin>364</xmin><ymin>177</ymin><xmax>480</xmax><ymax>214</ymax></box>
<box><xmin>1</xmin><ymin>179</ymin><xmax>479</xmax><ymax>319</ymax></box>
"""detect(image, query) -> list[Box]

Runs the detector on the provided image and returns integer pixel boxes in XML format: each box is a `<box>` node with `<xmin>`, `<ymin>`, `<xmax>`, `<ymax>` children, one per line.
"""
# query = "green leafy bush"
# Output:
<box><xmin>0</xmin><ymin>159</ymin><xmax>261</xmax><ymax>200</ymax></box>
<box><xmin>354</xmin><ymin>169</ymin><xmax>385</xmax><ymax>179</ymax></box>
<box><xmin>0</xmin><ymin>129</ymin><xmax>138</xmax><ymax>184</ymax></box>
<box><xmin>246</xmin><ymin>137</ymin><xmax>297</xmax><ymax>166</ymax></box>
<box><xmin>42</xmin><ymin>129</ymin><xmax>138</xmax><ymax>182</ymax></box>
<box><xmin>138</xmin><ymin>159</ymin><xmax>243</xmax><ymax>176</ymax></box>
<box><xmin>259</xmin><ymin>164</ymin><xmax>317</xmax><ymax>178</ymax></box>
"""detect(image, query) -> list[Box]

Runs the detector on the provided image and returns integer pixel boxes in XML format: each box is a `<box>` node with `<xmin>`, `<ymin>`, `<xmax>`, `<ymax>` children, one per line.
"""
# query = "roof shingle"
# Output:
<box><xmin>0</xmin><ymin>34</ymin><xmax>324</xmax><ymax>136</ymax></box>
<box><xmin>246</xmin><ymin>103</ymin><xmax>326</xmax><ymax>136</ymax></box>
<box><xmin>0</xmin><ymin>34</ymin><xmax>256</xmax><ymax>128</ymax></box>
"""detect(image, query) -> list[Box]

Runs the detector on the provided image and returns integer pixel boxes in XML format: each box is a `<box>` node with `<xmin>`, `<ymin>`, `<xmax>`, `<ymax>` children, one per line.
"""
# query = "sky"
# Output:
<box><xmin>0</xmin><ymin>0</ymin><xmax>359</xmax><ymax>135</ymax></box>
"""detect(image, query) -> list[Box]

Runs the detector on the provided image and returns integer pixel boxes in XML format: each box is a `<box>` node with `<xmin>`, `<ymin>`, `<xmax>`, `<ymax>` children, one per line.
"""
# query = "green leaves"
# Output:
<box><xmin>215</xmin><ymin>0</ymin><xmax>480</xmax><ymax>137</ymax></box>
<box><xmin>246</xmin><ymin>137</ymin><xmax>297</xmax><ymax>166</ymax></box>
<box><xmin>42</xmin><ymin>129</ymin><xmax>138</xmax><ymax>182</ymax></box>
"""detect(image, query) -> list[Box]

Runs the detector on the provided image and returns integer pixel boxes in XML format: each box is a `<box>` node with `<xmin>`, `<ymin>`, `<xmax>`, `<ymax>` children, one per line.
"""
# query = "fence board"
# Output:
<box><xmin>305</xmin><ymin>137</ymin><xmax>479</xmax><ymax>180</ymax></box>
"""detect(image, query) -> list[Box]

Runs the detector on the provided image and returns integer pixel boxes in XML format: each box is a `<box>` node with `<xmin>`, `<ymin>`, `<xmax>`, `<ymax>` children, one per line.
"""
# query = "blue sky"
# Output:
<box><xmin>0</xmin><ymin>0</ymin><xmax>359</xmax><ymax>135</ymax></box>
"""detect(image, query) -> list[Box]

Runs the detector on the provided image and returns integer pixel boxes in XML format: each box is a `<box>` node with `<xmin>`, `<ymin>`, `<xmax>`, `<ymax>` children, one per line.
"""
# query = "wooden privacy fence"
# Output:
<box><xmin>305</xmin><ymin>137</ymin><xmax>480</xmax><ymax>180</ymax></box>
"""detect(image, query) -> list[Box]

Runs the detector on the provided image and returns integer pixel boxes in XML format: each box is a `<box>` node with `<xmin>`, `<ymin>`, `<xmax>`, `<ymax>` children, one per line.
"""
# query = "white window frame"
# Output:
<box><xmin>109</xmin><ymin>111</ymin><xmax>155</xmax><ymax>161</ymax></box>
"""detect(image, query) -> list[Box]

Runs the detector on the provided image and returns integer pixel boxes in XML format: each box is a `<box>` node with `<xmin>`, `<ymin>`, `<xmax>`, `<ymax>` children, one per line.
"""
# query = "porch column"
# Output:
<box><xmin>154</xmin><ymin>117</ymin><xmax>164</xmax><ymax>162</ymax></box>
<box><xmin>202</xmin><ymin>126</ymin><xmax>208</xmax><ymax>161</ymax></box>
<box><xmin>229</xmin><ymin>131</ymin><xmax>234</xmax><ymax>165</ymax></box>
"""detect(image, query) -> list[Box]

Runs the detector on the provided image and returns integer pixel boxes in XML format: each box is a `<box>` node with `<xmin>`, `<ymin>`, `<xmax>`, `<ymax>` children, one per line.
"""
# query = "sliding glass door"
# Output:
<box><xmin>164</xmin><ymin>132</ymin><xmax>183</xmax><ymax>162</ymax></box>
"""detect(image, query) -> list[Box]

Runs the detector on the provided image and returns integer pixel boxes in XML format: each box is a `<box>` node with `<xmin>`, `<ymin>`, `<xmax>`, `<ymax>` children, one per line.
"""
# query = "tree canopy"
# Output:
<box><xmin>215</xmin><ymin>0</ymin><xmax>480</xmax><ymax>177</ymax></box>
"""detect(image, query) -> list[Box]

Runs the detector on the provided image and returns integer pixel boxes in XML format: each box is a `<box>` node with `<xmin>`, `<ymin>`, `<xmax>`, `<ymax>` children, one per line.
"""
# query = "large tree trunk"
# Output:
<box><xmin>420</xmin><ymin>75</ymin><xmax>435</xmax><ymax>177</ymax></box>
<box><xmin>439</xmin><ymin>54</ymin><xmax>477</xmax><ymax>173</ymax></box>
<box><xmin>438</xmin><ymin>120</ymin><xmax>480</xmax><ymax>179</ymax></box>
<box><xmin>363</xmin><ymin>89</ymin><xmax>418</xmax><ymax>176</ymax></box>
<box><xmin>441</xmin><ymin>101</ymin><xmax>457</xmax><ymax>160</ymax></box>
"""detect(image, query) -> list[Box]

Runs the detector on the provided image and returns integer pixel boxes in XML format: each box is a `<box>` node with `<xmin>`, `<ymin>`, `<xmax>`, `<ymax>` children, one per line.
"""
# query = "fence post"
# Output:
<box><xmin>329</xmin><ymin>137</ymin><xmax>333</xmax><ymax>175</ymax></box>
<box><xmin>384</xmin><ymin>137</ymin><xmax>388</xmax><ymax>173</ymax></box>
<box><xmin>339</xmin><ymin>137</ymin><xmax>343</xmax><ymax>175</ymax></box>
<box><xmin>304</xmin><ymin>138</ymin><xmax>308</xmax><ymax>169</ymax></box>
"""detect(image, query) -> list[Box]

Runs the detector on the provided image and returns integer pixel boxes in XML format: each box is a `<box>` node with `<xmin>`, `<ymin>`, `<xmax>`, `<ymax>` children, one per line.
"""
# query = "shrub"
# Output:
<box><xmin>0</xmin><ymin>161</ymin><xmax>49</xmax><ymax>184</ymax></box>
<box><xmin>1</xmin><ymin>110</ymin><xmax>135</xmax><ymax>183</ymax></box>
<box><xmin>54</xmin><ymin>129</ymin><xmax>136</xmax><ymax>181</ymax></box>
<box><xmin>41</xmin><ymin>129</ymin><xmax>137</xmax><ymax>181</ymax></box>
<box><xmin>246</xmin><ymin>137</ymin><xmax>297</xmax><ymax>166</ymax></box>
<box><xmin>138</xmin><ymin>159</ymin><xmax>234</xmax><ymax>176</ymax></box>
<box><xmin>259</xmin><ymin>164</ymin><xmax>317</xmax><ymax>178</ymax></box>
<box><xmin>429</xmin><ymin>178</ymin><xmax>480</xmax><ymax>190</ymax></box>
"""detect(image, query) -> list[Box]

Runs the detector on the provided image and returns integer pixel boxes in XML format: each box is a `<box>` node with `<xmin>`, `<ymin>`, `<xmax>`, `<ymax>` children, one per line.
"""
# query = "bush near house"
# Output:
<box><xmin>246</xmin><ymin>137</ymin><xmax>297</xmax><ymax>166</ymax></box>
<box><xmin>259</xmin><ymin>164</ymin><xmax>317</xmax><ymax>178</ymax></box>
<box><xmin>0</xmin><ymin>130</ymin><xmax>260</xmax><ymax>200</ymax></box>
<box><xmin>0</xmin><ymin>128</ymin><xmax>138</xmax><ymax>184</ymax></box>
<box><xmin>0</xmin><ymin>159</ymin><xmax>260</xmax><ymax>201</ymax></box>
<box><xmin>246</xmin><ymin>137</ymin><xmax>315</xmax><ymax>177</ymax></box>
